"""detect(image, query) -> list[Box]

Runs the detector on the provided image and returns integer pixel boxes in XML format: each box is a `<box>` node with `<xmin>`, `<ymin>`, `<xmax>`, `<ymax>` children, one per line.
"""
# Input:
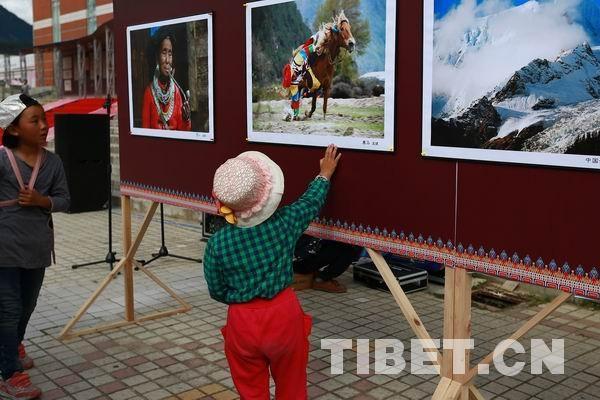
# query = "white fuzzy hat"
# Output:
<box><xmin>212</xmin><ymin>151</ymin><xmax>285</xmax><ymax>228</ymax></box>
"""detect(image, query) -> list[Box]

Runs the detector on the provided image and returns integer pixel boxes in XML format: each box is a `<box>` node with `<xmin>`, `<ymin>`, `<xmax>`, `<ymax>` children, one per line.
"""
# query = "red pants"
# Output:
<box><xmin>222</xmin><ymin>288</ymin><xmax>312</xmax><ymax>399</ymax></box>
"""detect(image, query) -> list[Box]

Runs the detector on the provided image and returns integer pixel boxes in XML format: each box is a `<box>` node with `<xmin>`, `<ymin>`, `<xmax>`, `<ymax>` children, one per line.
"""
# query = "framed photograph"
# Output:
<box><xmin>127</xmin><ymin>14</ymin><xmax>214</xmax><ymax>141</ymax></box>
<box><xmin>422</xmin><ymin>0</ymin><xmax>600</xmax><ymax>169</ymax></box>
<box><xmin>246</xmin><ymin>0</ymin><xmax>396</xmax><ymax>152</ymax></box>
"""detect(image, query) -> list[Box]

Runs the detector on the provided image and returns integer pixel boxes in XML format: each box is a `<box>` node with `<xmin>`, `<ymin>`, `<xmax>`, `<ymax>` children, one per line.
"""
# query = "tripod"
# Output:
<box><xmin>72</xmin><ymin>95</ymin><xmax>119</xmax><ymax>270</ymax></box>
<box><xmin>141</xmin><ymin>203</ymin><xmax>202</xmax><ymax>266</ymax></box>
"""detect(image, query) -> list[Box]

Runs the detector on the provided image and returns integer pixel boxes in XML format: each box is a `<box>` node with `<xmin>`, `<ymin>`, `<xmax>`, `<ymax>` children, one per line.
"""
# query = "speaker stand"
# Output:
<box><xmin>72</xmin><ymin>174</ymin><xmax>121</xmax><ymax>270</ymax></box>
<box><xmin>141</xmin><ymin>203</ymin><xmax>202</xmax><ymax>267</ymax></box>
<box><xmin>72</xmin><ymin>95</ymin><xmax>144</xmax><ymax>270</ymax></box>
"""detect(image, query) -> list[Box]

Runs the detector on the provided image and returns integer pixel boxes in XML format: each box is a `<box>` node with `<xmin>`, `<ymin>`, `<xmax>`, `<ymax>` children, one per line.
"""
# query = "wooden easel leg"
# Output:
<box><xmin>363</xmin><ymin>251</ymin><xmax>571</xmax><ymax>400</ymax></box>
<box><xmin>59</xmin><ymin>201</ymin><xmax>189</xmax><ymax>340</ymax></box>
<box><xmin>468</xmin><ymin>385</ymin><xmax>485</xmax><ymax>400</ymax></box>
<box><xmin>453</xmin><ymin>268</ymin><xmax>472</xmax><ymax>400</ymax></box>
<box><xmin>432</xmin><ymin>377</ymin><xmax>452</xmax><ymax>400</ymax></box>
<box><xmin>134</xmin><ymin>261</ymin><xmax>192</xmax><ymax>311</ymax></box>
<box><xmin>442</xmin><ymin>268</ymin><xmax>455</xmax><ymax>380</ymax></box>
<box><xmin>433</xmin><ymin>266</ymin><xmax>476</xmax><ymax>400</ymax></box>
<box><xmin>123</xmin><ymin>196</ymin><xmax>134</xmax><ymax>321</ymax></box>
<box><xmin>366</xmin><ymin>249</ymin><xmax>441</xmax><ymax>369</ymax></box>
<box><xmin>432</xmin><ymin>377</ymin><xmax>462</xmax><ymax>400</ymax></box>
<box><xmin>58</xmin><ymin>260</ymin><xmax>126</xmax><ymax>339</ymax></box>
<box><xmin>465</xmin><ymin>291</ymin><xmax>571</xmax><ymax>383</ymax></box>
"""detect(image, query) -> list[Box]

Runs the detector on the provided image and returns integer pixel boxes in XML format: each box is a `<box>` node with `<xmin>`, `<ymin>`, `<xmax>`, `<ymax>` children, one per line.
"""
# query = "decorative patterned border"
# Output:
<box><xmin>120</xmin><ymin>181</ymin><xmax>217</xmax><ymax>214</ymax></box>
<box><xmin>120</xmin><ymin>181</ymin><xmax>600</xmax><ymax>301</ymax></box>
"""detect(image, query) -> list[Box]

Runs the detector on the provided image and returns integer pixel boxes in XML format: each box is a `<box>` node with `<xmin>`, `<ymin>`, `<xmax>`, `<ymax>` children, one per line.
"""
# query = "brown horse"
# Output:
<box><xmin>300</xmin><ymin>11</ymin><xmax>356</xmax><ymax>119</ymax></box>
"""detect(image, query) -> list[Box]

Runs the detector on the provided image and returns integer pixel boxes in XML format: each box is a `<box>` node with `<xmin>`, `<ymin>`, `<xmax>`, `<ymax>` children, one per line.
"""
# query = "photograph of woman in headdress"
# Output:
<box><xmin>142</xmin><ymin>32</ymin><xmax>191</xmax><ymax>131</ymax></box>
<box><xmin>127</xmin><ymin>14</ymin><xmax>213</xmax><ymax>141</ymax></box>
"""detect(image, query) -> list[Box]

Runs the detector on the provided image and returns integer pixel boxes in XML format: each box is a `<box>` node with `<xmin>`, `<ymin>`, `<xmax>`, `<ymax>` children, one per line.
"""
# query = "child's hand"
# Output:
<box><xmin>19</xmin><ymin>188</ymin><xmax>50</xmax><ymax>209</ymax></box>
<box><xmin>319</xmin><ymin>144</ymin><xmax>342</xmax><ymax>180</ymax></box>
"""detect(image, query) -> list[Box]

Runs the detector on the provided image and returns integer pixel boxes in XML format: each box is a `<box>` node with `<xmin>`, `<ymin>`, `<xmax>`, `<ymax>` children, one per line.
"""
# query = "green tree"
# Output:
<box><xmin>312</xmin><ymin>0</ymin><xmax>371</xmax><ymax>81</ymax></box>
<box><xmin>252</xmin><ymin>3</ymin><xmax>311</xmax><ymax>86</ymax></box>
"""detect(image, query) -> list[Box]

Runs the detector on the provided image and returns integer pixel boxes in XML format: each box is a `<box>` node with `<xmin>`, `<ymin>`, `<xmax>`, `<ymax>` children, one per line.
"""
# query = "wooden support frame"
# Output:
<box><xmin>59</xmin><ymin>197</ymin><xmax>192</xmax><ymax>340</ymax></box>
<box><xmin>366</xmin><ymin>248</ymin><xmax>571</xmax><ymax>400</ymax></box>
<box><xmin>57</xmin><ymin>208</ymin><xmax>571</xmax><ymax>394</ymax></box>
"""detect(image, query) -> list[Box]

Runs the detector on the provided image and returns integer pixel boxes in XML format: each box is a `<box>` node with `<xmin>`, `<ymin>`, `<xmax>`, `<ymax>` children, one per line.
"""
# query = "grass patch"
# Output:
<box><xmin>253</xmin><ymin>85</ymin><xmax>286</xmax><ymax>102</ymax></box>
<box><xmin>330</xmin><ymin>105</ymin><xmax>383</xmax><ymax>118</ymax></box>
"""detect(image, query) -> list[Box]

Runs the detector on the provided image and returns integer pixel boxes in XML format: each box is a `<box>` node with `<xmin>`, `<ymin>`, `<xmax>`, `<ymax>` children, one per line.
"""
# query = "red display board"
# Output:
<box><xmin>114</xmin><ymin>0</ymin><xmax>600</xmax><ymax>299</ymax></box>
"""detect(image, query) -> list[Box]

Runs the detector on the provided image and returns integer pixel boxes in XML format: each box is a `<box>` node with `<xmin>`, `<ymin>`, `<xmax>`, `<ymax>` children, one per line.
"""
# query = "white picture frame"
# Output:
<box><xmin>246</xmin><ymin>0</ymin><xmax>396</xmax><ymax>152</ymax></box>
<box><xmin>422</xmin><ymin>0</ymin><xmax>600</xmax><ymax>170</ymax></box>
<box><xmin>127</xmin><ymin>13</ymin><xmax>214</xmax><ymax>141</ymax></box>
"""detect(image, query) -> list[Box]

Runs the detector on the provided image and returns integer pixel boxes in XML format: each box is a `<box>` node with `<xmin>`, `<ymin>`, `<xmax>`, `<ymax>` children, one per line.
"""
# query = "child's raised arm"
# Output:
<box><xmin>281</xmin><ymin>145</ymin><xmax>341</xmax><ymax>239</ymax></box>
<box><xmin>319</xmin><ymin>144</ymin><xmax>342</xmax><ymax>181</ymax></box>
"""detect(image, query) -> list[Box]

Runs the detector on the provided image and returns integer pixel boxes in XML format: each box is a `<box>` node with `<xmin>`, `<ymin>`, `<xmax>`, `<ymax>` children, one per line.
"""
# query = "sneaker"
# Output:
<box><xmin>312</xmin><ymin>279</ymin><xmax>347</xmax><ymax>293</ymax></box>
<box><xmin>18</xmin><ymin>343</ymin><xmax>33</xmax><ymax>370</ymax></box>
<box><xmin>0</xmin><ymin>372</ymin><xmax>41</xmax><ymax>399</ymax></box>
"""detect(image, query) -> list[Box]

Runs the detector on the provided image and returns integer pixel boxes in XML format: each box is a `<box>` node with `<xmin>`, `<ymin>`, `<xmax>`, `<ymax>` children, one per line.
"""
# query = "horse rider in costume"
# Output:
<box><xmin>284</xmin><ymin>11</ymin><xmax>352</xmax><ymax>121</ymax></box>
<box><xmin>284</xmin><ymin>30</ymin><xmax>328</xmax><ymax>120</ymax></box>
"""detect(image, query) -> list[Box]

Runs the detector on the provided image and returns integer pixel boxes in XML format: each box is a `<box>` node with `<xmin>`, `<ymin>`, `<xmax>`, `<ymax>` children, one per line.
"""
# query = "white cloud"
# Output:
<box><xmin>1</xmin><ymin>0</ymin><xmax>33</xmax><ymax>24</ymax></box>
<box><xmin>433</xmin><ymin>0</ymin><xmax>589</xmax><ymax>115</ymax></box>
<box><xmin>476</xmin><ymin>0</ymin><xmax>512</xmax><ymax>16</ymax></box>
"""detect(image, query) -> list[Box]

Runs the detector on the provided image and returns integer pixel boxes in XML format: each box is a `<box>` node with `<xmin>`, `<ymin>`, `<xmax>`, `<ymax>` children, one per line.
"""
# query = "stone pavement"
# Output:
<box><xmin>21</xmin><ymin>209</ymin><xmax>600</xmax><ymax>399</ymax></box>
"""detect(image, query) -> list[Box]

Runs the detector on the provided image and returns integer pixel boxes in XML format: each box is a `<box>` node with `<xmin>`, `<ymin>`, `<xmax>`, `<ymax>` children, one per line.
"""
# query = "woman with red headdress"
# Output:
<box><xmin>141</xmin><ymin>32</ymin><xmax>191</xmax><ymax>131</ymax></box>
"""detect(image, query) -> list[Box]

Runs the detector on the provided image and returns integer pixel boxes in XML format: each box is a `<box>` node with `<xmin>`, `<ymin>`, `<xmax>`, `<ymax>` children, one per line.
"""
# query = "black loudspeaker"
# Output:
<box><xmin>54</xmin><ymin>114</ymin><xmax>110</xmax><ymax>213</ymax></box>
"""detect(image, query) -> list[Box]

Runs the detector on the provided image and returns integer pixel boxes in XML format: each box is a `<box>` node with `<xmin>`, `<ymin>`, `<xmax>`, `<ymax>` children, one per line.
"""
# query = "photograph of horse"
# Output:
<box><xmin>289</xmin><ymin>10</ymin><xmax>356</xmax><ymax>121</ymax></box>
<box><xmin>246</xmin><ymin>0</ymin><xmax>396</xmax><ymax>152</ymax></box>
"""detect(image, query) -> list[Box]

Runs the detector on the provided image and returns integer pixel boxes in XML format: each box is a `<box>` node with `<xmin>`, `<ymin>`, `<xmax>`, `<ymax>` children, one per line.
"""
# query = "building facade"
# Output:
<box><xmin>33</xmin><ymin>0</ymin><xmax>114</xmax><ymax>97</ymax></box>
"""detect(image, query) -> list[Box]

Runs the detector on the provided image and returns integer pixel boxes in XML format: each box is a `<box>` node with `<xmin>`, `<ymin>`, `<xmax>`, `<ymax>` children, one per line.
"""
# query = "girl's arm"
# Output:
<box><xmin>48</xmin><ymin>158</ymin><xmax>70</xmax><ymax>212</ymax></box>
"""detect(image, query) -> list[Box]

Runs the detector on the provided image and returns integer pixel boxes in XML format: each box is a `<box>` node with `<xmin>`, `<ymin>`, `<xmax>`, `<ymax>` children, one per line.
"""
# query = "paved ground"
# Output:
<box><xmin>21</xmin><ymin>209</ymin><xmax>600</xmax><ymax>399</ymax></box>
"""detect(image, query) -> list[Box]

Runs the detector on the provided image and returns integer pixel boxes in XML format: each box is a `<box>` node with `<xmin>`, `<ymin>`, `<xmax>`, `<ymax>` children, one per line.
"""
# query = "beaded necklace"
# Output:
<box><xmin>151</xmin><ymin>75</ymin><xmax>175</xmax><ymax>128</ymax></box>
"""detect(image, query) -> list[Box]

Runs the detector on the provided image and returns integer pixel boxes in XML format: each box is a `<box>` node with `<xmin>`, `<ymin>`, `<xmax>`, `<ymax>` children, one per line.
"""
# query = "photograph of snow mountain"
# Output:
<box><xmin>422</xmin><ymin>0</ymin><xmax>600</xmax><ymax>169</ymax></box>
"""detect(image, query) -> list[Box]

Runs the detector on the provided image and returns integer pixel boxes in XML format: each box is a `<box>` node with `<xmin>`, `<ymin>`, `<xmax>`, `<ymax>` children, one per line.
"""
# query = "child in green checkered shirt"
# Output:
<box><xmin>205</xmin><ymin>145</ymin><xmax>341</xmax><ymax>398</ymax></box>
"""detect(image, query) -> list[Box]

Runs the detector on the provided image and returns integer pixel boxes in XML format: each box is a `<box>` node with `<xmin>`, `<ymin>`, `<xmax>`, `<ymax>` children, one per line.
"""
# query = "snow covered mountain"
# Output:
<box><xmin>433</xmin><ymin>0</ymin><xmax>592</xmax><ymax>118</ymax></box>
<box><xmin>432</xmin><ymin>42</ymin><xmax>600</xmax><ymax>154</ymax></box>
<box><xmin>489</xmin><ymin>42</ymin><xmax>600</xmax><ymax>152</ymax></box>
<box><xmin>522</xmin><ymin>99</ymin><xmax>600</xmax><ymax>153</ymax></box>
<box><xmin>494</xmin><ymin>43</ymin><xmax>600</xmax><ymax>110</ymax></box>
<box><xmin>431</xmin><ymin>0</ymin><xmax>600</xmax><ymax>155</ymax></box>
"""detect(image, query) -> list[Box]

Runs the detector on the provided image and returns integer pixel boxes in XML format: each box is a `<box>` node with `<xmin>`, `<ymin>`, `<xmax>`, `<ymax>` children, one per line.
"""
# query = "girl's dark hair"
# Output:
<box><xmin>19</xmin><ymin>94</ymin><xmax>40</xmax><ymax>108</ymax></box>
<box><xmin>2</xmin><ymin>130</ymin><xmax>19</xmax><ymax>148</ymax></box>
<box><xmin>2</xmin><ymin>94</ymin><xmax>42</xmax><ymax>148</ymax></box>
